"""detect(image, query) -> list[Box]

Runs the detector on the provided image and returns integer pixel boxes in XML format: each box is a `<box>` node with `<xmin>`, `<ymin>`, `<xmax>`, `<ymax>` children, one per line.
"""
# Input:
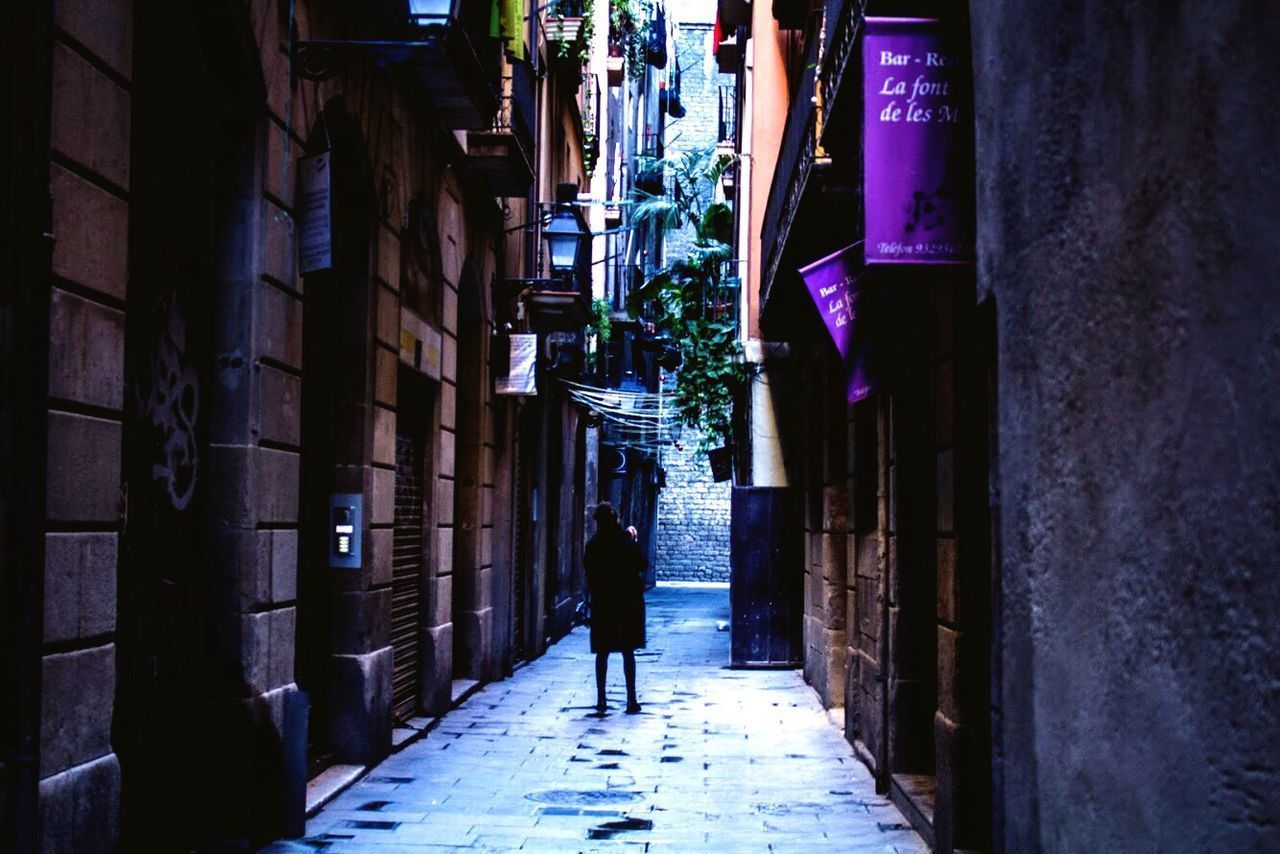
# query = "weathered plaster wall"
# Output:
<box><xmin>971</xmin><ymin>2</ymin><xmax>1280</xmax><ymax>849</ymax></box>
<box><xmin>655</xmin><ymin>432</ymin><xmax>731</xmax><ymax>582</ymax></box>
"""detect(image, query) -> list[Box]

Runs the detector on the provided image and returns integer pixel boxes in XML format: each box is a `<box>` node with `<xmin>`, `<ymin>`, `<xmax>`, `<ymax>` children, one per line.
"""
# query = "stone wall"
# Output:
<box><xmin>655</xmin><ymin>431</ymin><xmax>731</xmax><ymax>582</ymax></box>
<box><xmin>39</xmin><ymin>2</ymin><xmax>133</xmax><ymax>847</ymax></box>
<box><xmin>971</xmin><ymin>2</ymin><xmax>1280</xmax><ymax>850</ymax></box>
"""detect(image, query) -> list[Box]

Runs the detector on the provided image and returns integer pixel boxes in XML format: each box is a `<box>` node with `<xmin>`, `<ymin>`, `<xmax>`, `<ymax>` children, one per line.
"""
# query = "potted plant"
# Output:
<box><xmin>627</xmin><ymin>145</ymin><xmax>745</xmax><ymax>453</ymax></box>
<box><xmin>609</xmin><ymin>0</ymin><xmax>654</xmax><ymax>81</ymax></box>
<box><xmin>545</xmin><ymin>0</ymin><xmax>591</xmax><ymax>64</ymax></box>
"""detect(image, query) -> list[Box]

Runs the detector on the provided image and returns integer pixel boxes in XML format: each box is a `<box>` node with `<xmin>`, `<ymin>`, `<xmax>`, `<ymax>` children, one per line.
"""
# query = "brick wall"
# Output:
<box><xmin>654</xmin><ymin>431</ymin><xmax>731</xmax><ymax>582</ymax></box>
<box><xmin>664</xmin><ymin>22</ymin><xmax>733</xmax><ymax>263</ymax></box>
<box><xmin>651</xmin><ymin>24</ymin><xmax>735</xmax><ymax>585</ymax></box>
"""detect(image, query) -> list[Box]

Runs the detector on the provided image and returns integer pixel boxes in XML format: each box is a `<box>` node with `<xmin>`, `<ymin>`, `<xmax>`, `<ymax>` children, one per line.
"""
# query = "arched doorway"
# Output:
<box><xmin>114</xmin><ymin>0</ymin><xmax>264</xmax><ymax>846</ymax></box>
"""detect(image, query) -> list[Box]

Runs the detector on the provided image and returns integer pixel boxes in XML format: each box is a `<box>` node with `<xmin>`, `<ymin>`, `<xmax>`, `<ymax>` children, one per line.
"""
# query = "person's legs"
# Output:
<box><xmin>622</xmin><ymin>650</ymin><xmax>639</xmax><ymax>713</ymax></box>
<box><xmin>595</xmin><ymin>653</ymin><xmax>609</xmax><ymax>711</ymax></box>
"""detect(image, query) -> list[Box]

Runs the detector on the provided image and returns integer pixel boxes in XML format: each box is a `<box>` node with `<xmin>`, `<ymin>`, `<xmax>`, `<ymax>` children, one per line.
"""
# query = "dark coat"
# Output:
<box><xmin>584</xmin><ymin>524</ymin><xmax>647</xmax><ymax>653</ymax></box>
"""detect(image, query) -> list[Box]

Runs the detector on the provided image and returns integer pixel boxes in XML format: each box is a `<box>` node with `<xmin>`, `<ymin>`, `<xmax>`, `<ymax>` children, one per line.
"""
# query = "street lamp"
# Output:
<box><xmin>407</xmin><ymin>0</ymin><xmax>458</xmax><ymax>26</ymax></box>
<box><xmin>542</xmin><ymin>204</ymin><xmax>586</xmax><ymax>275</ymax></box>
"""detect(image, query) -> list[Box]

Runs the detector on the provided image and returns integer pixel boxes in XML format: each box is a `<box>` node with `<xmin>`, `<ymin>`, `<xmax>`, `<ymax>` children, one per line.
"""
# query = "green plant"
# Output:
<box><xmin>547</xmin><ymin>0</ymin><xmax>594</xmax><ymax>64</ymax></box>
<box><xmin>585</xmin><ymin>297</ymin><xmax>612</xmax><ymax>374</ymax></box>
<box><xmin>627</xmin><ymin>146</ymin><xmax>743</xmax><ymax>449</ymax></box>
<box><xmin>579</xmin><ymin>0</ymin><xmax>595</xmax><ymax>64</ymax></box>
<box><xmin>588</xmin><ymin>297</ymin><xmax>613</xmax><ymax>343</ymax></box>
<box><xmin>609</xmin><ymin>0</ymin><xmax>653</xmax><ymax>79</ymax></box>
<box><xmin>583</xmin><ymin>131</ymin><xmax>599</xmax><ymax>176</ymax></box>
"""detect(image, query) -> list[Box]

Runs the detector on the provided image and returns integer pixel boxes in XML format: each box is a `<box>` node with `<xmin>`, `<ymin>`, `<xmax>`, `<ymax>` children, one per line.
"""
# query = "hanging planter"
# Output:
<box><xmin>545</xmin><ymin>14</ymin><xmax>585</xmax><ymax>68</ymax></box>
<box><xmin>546</xmin><ymin>15</ymin><xmax>583</xmax><ymax>45</ymax></box>
<box><xmin>606</xmin><ymin>54</ymin><xmax>625</xmax><ymax>86</ymax></box>
<box><xmin>610</xmin><ymin>0</ymin><xmax>655</xmax><ymax>80</ymax></box>
<box><xmin>544</xmin><ymin>0</ymin><xmax>593</xmax><ymax>66</ymax></box>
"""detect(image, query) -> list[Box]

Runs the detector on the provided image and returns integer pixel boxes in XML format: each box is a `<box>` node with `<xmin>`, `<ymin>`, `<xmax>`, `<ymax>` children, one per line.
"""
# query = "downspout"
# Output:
<box><xmin>2</xmin><ymin>0</ymin><xmax>54</xmax><ymax>847</ymax></box>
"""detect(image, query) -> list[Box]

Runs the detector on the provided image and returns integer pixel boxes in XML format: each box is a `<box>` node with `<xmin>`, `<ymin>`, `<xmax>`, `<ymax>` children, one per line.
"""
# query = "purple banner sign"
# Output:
<box><xmin>863</xmin><ymin>17</ymin><xmax>974</xmax><ymax>264</ymax></box>
<box><xmin>799</xmin><ymin>242</ymin><xmax>881</xmax><ymax>403</ymax></box>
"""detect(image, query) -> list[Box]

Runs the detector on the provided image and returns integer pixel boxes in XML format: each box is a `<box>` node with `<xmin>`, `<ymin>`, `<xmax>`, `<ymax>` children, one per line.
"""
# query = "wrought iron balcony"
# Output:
<box><xmin>409</xmin><ymin>1</ymin><xmax>502</xmax><ymax>129</ymax></box>
<box><xmin>718</xmin><ymin>84</ymin><xmax>737</xmax><ymax>144</ymax></box>
<box><xmin>758</xmin><ymin>6</ymin><xmax>821</xmax><ymax>313</ymax></box>
<box><xmin>506</xmin><ymin>277</ymin><xmax>592</xmax><ymax>333</ymax></box>
<box><xmin>758</xmin><ymin>0</ymin><xmax>864</xmax><ymax>322</ymax></box>
<box><xmin>467</xmin><ymin>61</ymin><xmax>536</xmax><ymax>196</ymax></box>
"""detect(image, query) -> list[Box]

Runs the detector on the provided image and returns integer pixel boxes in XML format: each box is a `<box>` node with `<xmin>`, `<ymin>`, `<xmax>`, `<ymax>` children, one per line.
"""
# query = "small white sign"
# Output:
<box><xmin>496</xmin><ymin>333</ymin><xmax>538</xmax><ymax>396</ymax></box>
<box><xmin>298</xmin><ymin>152</ymin><xmax>333</xmax><ymax>274</ymax></box>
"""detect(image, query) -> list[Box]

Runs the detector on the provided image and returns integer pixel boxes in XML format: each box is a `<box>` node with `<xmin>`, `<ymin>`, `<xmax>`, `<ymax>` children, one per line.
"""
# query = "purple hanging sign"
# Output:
<box><xmin>863</xmin><ymin>17</ymin><xmax>974</xmax><ymax>264</ymax></box>
<box><xmin>799</xmin><ymin>242</ymin><xmax>881</xmax><ymax>403</ymax></box>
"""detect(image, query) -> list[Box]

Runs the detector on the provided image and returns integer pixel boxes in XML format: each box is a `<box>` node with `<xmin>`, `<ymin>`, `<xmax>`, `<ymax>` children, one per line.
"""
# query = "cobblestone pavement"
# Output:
<box><xmin>265</xmin><ymin>586</ymin><xmax>925</xmax><ymax>852</ymax></box>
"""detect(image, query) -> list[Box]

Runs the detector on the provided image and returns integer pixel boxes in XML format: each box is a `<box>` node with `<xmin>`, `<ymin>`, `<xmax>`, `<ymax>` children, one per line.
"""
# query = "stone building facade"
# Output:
<box><xmin>0</xmin><ymin>1</ymin><xmax>596</xmax><ymax>850</ymax></box>
<box><xmin>655</xmin><ymin>432</ymin><xmax>731</xmax><ymax>583</ymax></box>
<box><xmin>721</xmin><ymin>0</ymin><xmax>1279</xmax><ymax>851</ymax></box>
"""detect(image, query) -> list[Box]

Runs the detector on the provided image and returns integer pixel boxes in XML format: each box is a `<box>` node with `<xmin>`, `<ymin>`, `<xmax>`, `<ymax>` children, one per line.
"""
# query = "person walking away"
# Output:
<box><xmin>584</xmin><ymin>502</ymin><xmax>646</xmax><ymax>714</ymax></box>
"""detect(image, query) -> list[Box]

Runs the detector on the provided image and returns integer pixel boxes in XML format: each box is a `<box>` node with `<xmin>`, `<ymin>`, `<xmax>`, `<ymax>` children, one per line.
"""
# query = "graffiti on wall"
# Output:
<box><xmin>132</xmin><ymin>295</ymin><xmax>201</xmax><ymax>511</ymax></box>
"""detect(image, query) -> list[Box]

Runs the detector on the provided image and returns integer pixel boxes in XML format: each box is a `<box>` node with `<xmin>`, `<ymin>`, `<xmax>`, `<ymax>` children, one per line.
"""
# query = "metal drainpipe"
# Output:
<box><xmin>4</xmin><ymin>0</ymin><xmax>54</xmax><ymax>847</ymax></box>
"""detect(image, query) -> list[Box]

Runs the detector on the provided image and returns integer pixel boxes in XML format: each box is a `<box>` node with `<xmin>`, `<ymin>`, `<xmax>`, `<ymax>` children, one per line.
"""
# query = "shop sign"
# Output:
<box><xmin>298</xmin><ymin>152</ymin><xmax>333</xmax><ymax>274</ymax></box>
<box><xmin>863</xmin><ymin>17</ymin><xmax>974</xmax><ymax>264</ymax></box>
<box><xmin>799</xmin><ymin>242</ymin><xmax>883</xmax><ymax>403</ymax></box>
<box><xmin>496</xmin><ymin>333</ymin><xmax>538</xmax><ymax>396</ymax></box>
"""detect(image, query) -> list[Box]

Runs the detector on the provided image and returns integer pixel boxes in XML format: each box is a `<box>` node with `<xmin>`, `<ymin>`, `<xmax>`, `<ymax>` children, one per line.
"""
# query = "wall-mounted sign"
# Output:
<box><xmin>863</xmin><ymin>17</ymin><xmax>974</xmax><ymax>264</ymax></box>
<box><xmin>799</xmin><ymin>242</ymin><xmax>883</xmax><ymax>403</ymax></box>
<box><xmin>399</xmin><ymin>308</ymin><xmax>442</xmax><ymax>380</ymax></box>
<box><xmin>496</xmin><ymin>333</ymin><xmax>538</xmax><ymax>395</ymax></box>
<box><xmin>298</xmin><ymin>152</ymin><xmax>333</xmax><ymax>274</ymax></box>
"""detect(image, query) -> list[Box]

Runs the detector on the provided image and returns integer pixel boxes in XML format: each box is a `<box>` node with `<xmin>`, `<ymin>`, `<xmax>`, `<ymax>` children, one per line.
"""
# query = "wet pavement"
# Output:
<box><xmin>264</xmin><ymin>586</ymin><xmax>925</xmax><ymax>851</ymax></box>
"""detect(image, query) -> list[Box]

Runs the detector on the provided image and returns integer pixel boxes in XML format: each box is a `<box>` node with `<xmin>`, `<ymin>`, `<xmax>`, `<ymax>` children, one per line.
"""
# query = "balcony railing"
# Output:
<box><xmin>547</xmin><ymin>0</ymin><xmax>586</xmax><ymax>15</ymax></box>
<box><xmin>467</xmin><ymin>64</ymin><xmax>535</xmax><ymax>196</ymax></box>
<box><xmin>758</xmin><ymin>6</ymin><xmax>821</xmax><ymax>309</ymax></box>
<box><xmin>718</xmin><ymin>84</ymin><xmax>736</xmax><ymax>144</ymax></box>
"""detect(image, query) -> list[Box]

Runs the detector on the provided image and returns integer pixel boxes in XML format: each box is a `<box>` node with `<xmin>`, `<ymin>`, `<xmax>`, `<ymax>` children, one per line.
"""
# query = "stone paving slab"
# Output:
<box><xmin>263</xmin><ymin>587</ymin><xmax>925</xmax><ymax>852</ymax></box>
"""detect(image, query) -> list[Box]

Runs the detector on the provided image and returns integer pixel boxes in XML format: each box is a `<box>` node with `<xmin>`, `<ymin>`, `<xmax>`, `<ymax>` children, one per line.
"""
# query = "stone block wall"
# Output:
<box><xmin>39</xmin><ymin>2</ymin><xmax>132</xmax><ymax>848</ymax></box>
<box><xmin>654</xmin><ymin>430</ymin><xmax>731</xmax><ymax>582</ymax></box>
<box><xmin>971</xmin><ymin>3</ymin><xmax>1280</xmax><ymax>850</ymax></box>
<box><xmin>799</xmin><ymin>356</ymin><xmax>849</xmax><ymax>711</ymax></box>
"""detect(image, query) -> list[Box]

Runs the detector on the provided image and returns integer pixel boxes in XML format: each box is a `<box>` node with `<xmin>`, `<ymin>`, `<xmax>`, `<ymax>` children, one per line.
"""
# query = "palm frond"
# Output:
<box><xmin>704</xmin><ymin>152</ymin><xmax>738</xmax><ymax>185</ymax></box>
<box><xmin>631</xmin><ymin>196</ymin><xmax>682</xmax><ymax>245</ymax></box>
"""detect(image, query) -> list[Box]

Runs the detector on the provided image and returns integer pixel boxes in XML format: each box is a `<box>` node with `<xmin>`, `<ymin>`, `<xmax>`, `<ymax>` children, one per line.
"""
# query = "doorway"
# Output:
<box><xmin>886</xmin><ymin>295</ymin><xmax>940</xmax><ymax>831</ymax></box>
<box><xmin>392</xmin><ymin>367</ymin><xmax>433</xmax><ymax>720</ymax></box>
<box><xmin>115</xmin><ymin>1</ymin><xmax>264</xmax><ymax>845</ymax></box>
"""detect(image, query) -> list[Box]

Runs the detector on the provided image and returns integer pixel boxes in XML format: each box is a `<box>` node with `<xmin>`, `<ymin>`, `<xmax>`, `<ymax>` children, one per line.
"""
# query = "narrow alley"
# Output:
<box><xmin>4</xmin><ymin>0</ymin><xmax>1277</xmax><ymax>850</ymax></box>
<box><xmin>266</xmin><ymin>587</ymin><xmax>925</xmax><ymax>851</ymax></box>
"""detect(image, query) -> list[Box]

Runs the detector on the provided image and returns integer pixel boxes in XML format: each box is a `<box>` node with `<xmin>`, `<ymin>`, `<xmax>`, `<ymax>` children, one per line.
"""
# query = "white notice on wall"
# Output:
<box><xmin>496</xmin><ymin>333</ymin><xmax>538</xmax><ymax>396</ymax></box>
<box><xmin>298</xmin><ymin>152</ymin><xmax>332</xmax><ymax>274</ymax></box>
